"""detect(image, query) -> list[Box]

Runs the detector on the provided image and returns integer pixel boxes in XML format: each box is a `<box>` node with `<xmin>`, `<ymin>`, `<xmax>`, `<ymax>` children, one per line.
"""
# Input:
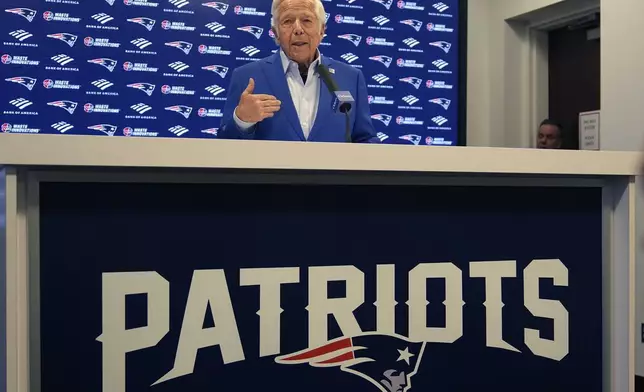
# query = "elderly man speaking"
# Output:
<box><xmin>219</xmin><ymin>0</ymin><xmax>380</xmax><ymax>143</ymax></box>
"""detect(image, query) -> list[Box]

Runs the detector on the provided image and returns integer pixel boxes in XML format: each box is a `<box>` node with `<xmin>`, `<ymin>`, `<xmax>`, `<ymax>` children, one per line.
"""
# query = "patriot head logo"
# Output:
<box><xmin>371</xmin><ymin>113</ymin><xmax>392</xmax><ymax>126</ymax></box>
<box><xmin>370</xmin><ymin>0</ymin><xmax>393</xmax><ymax>9</ymax></box>
<box><xmin>165</xmin><ymin>105</ymin><xmax>192</xmax><ymax>119</ymax></box>
<box><xmin>202</xmin><ymin>2</ymin><xmax>229</xmax><ymax>14</ymax></box>
<box><xmin>5</xmin><ymin>77</ymin><xmax>37</xmax><ymax>91</ymax></box>
<box><xmin>276</xmin><ymin>334</ymin><xmax>425</xmax><ymax>392</ymax></box>
<box><xmin>87</xmin><ymin>124</ymin><xmax>117</xmax><ymax>136</ymax></box>
<box><xmin>399</xmin><ymin>134</ymin><xmax>422</xmax><ymax>145</ymax></box>
<box><xmin>5</xmin><ymin>8</ymin><xmax>37</xmax><ymax>22</ymax></box>
<box><xmin>338</xmin><ymin>34</ymin><xmax>362</xmax><ymax>47</ymax></box>
<box><xmin>127</xmin><ymin>82</ymin><xmax>155</xmax><ymax>96</ymax></box>
<box><xmin>165</xmin><ymin>41</ymin><xmax>193</xmax><ymax>54</ymax></box>
<box><xmin>127</xmin><ymin>17</ymin><xmax>156</xmax><ymax>31</ymax></box>
<box><xmin>88</xmin><ymin>58</ymin><xmax>117</xmax><ymax>72</ymax></box>
<box><xmin>400</xmin><ymin>19</ymin><xmax>422</xmax><ymax>32</ymax></box>
<box><xmin>429</xmin><ymin>98</ymin><xmax>451</xmax><ymax>110</ymax></box>
<box><xmin>201</xmin><ymin>65</ymin><xmax>228</xmax><ymax>78</ymax></box>
<box><xmin>47</xmin><ymin>100</ymin><xmax>78</xmax><ymax>114</ymax></box>
<box><xmin>47</xmin><ymin>33</ymin><xmax>78</xmax><ymax>47</ymax></box>
<box><xmin>429</xmin><ymin>41</ymin><xmax>452</xmax><ymax>53</ymax></box>
<box><xmin>399</xmin><ymin>77</ymin><xmax>422</xmax><ymax>89</ymax></box>
<box><xmin>369</xmin><ymin>55</ymin><xmax>392</xmax><ymax>68</ymax></box>
<box><xmin>237</xmin><ymin>26</ymin><xmax>263</xmax><ymax>39</ymax></box>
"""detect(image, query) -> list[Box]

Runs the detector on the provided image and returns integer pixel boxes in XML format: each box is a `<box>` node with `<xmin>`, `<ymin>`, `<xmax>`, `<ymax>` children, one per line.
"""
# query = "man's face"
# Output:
<box><xmin>537</xmin><ymin>124</ymin><xmax>562</xmax><ymax>149</ymax></box>
<box><xmin>274</xmin><ymin>0</ymin><xmax>325</xmax><ymax>65</ymax></box>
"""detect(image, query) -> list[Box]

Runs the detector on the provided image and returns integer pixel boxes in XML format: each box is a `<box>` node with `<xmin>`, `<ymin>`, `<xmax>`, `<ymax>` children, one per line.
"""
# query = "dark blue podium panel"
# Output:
<box><xmin>39</xmin><ymin>182</ymin><xmax>603</xmax><ymax>392</ymax></box>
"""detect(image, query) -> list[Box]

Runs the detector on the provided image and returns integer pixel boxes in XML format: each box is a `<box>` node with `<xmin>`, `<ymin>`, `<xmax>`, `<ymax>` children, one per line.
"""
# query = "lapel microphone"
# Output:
<box><xmin>316</xmin><ymin>63</ymin><xmax>355</xmax><ymax>143</ymax></box>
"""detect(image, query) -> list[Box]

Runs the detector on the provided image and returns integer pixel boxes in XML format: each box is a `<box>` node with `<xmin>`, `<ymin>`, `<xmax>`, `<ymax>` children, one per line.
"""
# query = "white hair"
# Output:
<box><xmin>270</xmin><ymin>0</ymin><xmax>326</xmax><ymax>44</ymax></box>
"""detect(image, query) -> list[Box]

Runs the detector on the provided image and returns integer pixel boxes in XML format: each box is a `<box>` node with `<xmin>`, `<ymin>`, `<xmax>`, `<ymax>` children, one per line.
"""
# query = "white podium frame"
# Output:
<box><xmin>0</xmin><ymin>134</ymin><xmax>640</xmax><ymax>392</ymax></box>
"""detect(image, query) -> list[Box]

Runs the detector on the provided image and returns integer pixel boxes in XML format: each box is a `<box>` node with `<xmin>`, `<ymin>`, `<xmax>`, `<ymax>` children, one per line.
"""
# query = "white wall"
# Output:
<box><xmin>600</xmin><ymin>0</ymin><xmax>644</xmax><ymax>152</ymax></box>
<box><xmin>466</xmin><ymin>0</ymin><xmax>597</xmax><ymax>148</ymax></box>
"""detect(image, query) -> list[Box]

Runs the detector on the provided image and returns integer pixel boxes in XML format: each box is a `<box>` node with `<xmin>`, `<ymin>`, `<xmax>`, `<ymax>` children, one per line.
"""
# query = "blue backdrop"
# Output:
<box><xmin>1</xmin><ymin>0</ymin><xmax>460</xmax><ymax>145</ymax></box>
<box><xmin>38</xmin><ymin>182</ymin><xmax>603</xmax><ymax>391</ymax></box>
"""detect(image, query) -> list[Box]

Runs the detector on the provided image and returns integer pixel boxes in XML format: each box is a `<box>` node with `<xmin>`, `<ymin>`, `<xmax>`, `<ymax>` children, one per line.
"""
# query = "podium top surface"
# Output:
<box><xmin>0</xmin><ymin>134</ymin><xmax>640</xmax><ymax>176</ymax></box>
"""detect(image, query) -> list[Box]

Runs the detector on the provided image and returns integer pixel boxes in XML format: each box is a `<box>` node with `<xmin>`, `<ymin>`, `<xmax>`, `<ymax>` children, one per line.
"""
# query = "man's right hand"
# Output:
<box><xmin>235</xmin><ymin>78</ymin><xmax>281</xmax><ymax>123</ymax></box>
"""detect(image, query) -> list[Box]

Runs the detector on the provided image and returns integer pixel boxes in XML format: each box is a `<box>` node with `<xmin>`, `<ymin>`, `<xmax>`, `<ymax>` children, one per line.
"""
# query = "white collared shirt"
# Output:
<box><xmin>233</xmin><ymin>49</ymin><xmax>322</xmax><ymax>140</ymax></box>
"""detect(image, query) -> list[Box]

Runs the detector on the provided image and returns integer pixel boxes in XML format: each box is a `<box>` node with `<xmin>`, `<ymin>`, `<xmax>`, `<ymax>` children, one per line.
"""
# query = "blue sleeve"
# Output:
<box><xmin>352</xmin><ymin>70</ymin><xmax>381</xmax><ymax>144</ymax></box>
<box><xmin>219</xmin><ymin>67</ymin><xmax>256</xmax><ymax>140</ymax></box>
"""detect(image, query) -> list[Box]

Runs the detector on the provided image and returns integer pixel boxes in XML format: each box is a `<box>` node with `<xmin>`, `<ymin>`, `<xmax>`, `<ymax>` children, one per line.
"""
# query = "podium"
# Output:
<box><xmin>0</xmin><ymin>134</ymin><xmax>639</xmax><ymax>392</ymax></box>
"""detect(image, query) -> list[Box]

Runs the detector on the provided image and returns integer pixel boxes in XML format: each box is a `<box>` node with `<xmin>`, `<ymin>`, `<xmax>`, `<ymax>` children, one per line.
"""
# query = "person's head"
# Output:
<box><xmin>270</xmin><ymin>0</ymin><xmax>326</xmax><ymax>66</ymax></box>
<box><xmin>537</xmin><ymin>119</ymin><xmax>563</xmax><ymax>149</ymax></box>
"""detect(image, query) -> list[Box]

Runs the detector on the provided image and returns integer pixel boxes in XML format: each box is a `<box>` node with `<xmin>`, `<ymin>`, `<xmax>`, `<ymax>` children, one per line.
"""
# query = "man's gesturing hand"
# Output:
<box><xmin>235</xmin><ymin>78</ymin><xmax>281</xmax><ymax>123</ymax></box>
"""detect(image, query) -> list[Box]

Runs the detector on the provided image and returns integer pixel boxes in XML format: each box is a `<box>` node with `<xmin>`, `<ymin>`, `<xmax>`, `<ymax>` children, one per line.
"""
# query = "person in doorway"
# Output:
<box><xmin>537</xmin><ymin>119</ymin><xmax>564</xmax><ymax>149</ymax></box>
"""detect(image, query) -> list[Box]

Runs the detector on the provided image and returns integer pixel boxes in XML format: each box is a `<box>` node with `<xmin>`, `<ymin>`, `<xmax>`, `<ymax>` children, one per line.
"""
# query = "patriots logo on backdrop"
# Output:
<box><xmin>400</xmin><ymin>19</ymin><xmax>422</xmax><ymax>32</ymax></box>
<box><xmin>338</xmin><ymin>34</ymin><xmax>362</xmax><ymax>47</ymax></box>
<box><xmin>276</xmin><ymin>334</ymin><xmax>425</xmax><ymax>392</ymax></box>
<box><xmin>370</xmin><ymin>0</ymin><xmax>393</xmax><ymax>9</ymax></box>
<box><xmin>201</xmin><ymin>128</ymin><xmax>218</xmax><ymax>135</ymax></box>
<box><xmin>237</xmin><ymin>26</ymin><xmax>264</xmax><ymax>39</ymax></box>
<box><xmin>371</xmin><ymin>113</ymin><xmax>392</xmax><ymax>126</ymax></box>
<box><xmin>429</xmin><ymin>98</ymin><xmax>451</xmax><ymax>110</ymax></box>
<box><xmin>399</xmin><ymin>134</ymin><xmax>422</xmax><ymax>145</ymax></box>
<box><xmin>202</xmin><ymin>1</ymin><xmax>229</xmax><ymax>14</ymax></box>
<box><xmin>46</xmin><ymin>33</ymin><xmax>77</xmax><ymax>47</ymax></box>
<box><xmin>105</xmin><ymin>0</ymin><xmax>116</xmax><ymax>4</ymax></box>
<box><xmin>399</xmin><ymin>77</ymin><xmax>422</xmax><ymax>89</ymax></box>
<box><xmin>5</xmin><ymin>8</ymin><xmax>37</xmax><ymax>22</ymax></box>
<box><xmin>5</xmin><ymin>77</ymin><xmax>37</xmax><ymax>91</ymax></box>
<box><xmin>127</xmin><ymin>17</ymin><xmax>156</xmax><ymax>31</ymax></box>
<box><xmin>369</xmin><ymin>55</ymin><xmax>392</xmax><ymax>68</ymax></box>
<box><xmin>127</xmin><ymin>83</ymin><xmax>156</xmax><ymax>96</ymax></box>
<box><xmin>165</xmin><ymin>41</ymin><xmax>193</xmax><ymax>54</ymax></box>
<box><xmin>87</xmin><ymin>124</ymin><xmax>117</xmax><ymax>136</ymax></box>
<box><xmin>201</xmin><ymin>65</ymin><xmax>228</xmax><ymax>78</ymax></box>
<box><xmin>47</xmin><ymin>100</ymin><xmax>78</xmax><ymax>114</ymax></box>
<box><xmin>429</xmin><ymin>41</ymin><xmax>452</xmax><ymax>53</ymax></box>
<box><xmin>165</xmin><ymin>105</ymin><xmax>193</xmax><ymax>119</ymax></box>
<box><xmin>87</xmin><ymin>58</ymin><xmax>117</xmax><ymax>72</ymax></box>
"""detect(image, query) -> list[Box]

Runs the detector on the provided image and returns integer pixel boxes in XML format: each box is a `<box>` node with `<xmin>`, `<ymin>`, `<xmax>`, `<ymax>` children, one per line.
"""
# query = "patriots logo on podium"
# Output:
<box><xmin>5</xmin><ymin>8</ymin><xmax>37</xmax><ymax>22</ymax></box>
<box><xmin>429</xmin><ymin>41</ymin><xmax>452</xmax><ymax>54</ymax></box>
<box><xmin>237</xmin><ymin>26</ymin><xmax>264</xmax><ymax>39</ymax></box>
<box><xmin>276</xmin><ymin>334</ymin><xmax>425</xmax><ymax>392</ymax></box>
<box><xmin>399</xmin><ymin>134</ymin><xmax>422</xmax><ymax>145</ymax></box>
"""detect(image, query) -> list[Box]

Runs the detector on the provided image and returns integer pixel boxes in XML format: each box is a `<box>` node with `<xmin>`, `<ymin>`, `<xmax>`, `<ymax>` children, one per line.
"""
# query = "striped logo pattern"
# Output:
<box><xmin>402</xmin><ymin>37</ymin><xmax>420</xmax><ymax>48</ymax></box>
<box><xmin>9</xmin><ymin>29</ymin><xmax>33</xmax><ymax>41</ymax></box>
<box><xmin>372</xmin><ymin>74</ymin><xmax>389</xmax><ymax>84</ymax></box>
<box><xmin>131</xmin><ymin>38</ymin><xmax>152</xmax><ymax>49</ymax></box>
<box><xmin>168</xmin><ymin>125</ymin><xmax>189</xmax><ymax>136</ymax></box>
<box><xmin>91</xmin><ymin>13</ymin><xmax>114</xmax><ymax>24</ymax></box>
<box><xmin>372</xmin><ymin>15</ymin><xmax>389</xmax><ymax>25</ymax></box>
<box><xmin>341</xmin><ymin>53</ymin><xmax>359</xmax><ymax>63</ymax></box>
<box><xmin>168</xmin><ymin>61</ymin><xmax>189</xmax><ymax>72</ymax></box>
<box><xmin>240</xmin><ymin>46</ymin><xmax>260</xmax><ymax>56</ymax></box>
<box><xmin>432</xmin><ymin>59</ymin><xmax>449</xmax><ymax>69</ymax></box>
<box><xmin>432</xmin><ymin>116</ymin><xmax>449</xmax><ymax>126</ymax></box>
<box><xmin>9</xmin><ymin>98</ymin><xmax>33</xmax><ymax>110</ymax></box>
<box><xmin>205</xmin><ymin>84</ymin><xmax>225</xmax><ymax>96</ymax></box>
<box><xmin>169</xmin><ymin>0</ymin><xmax>190</xmax><ymax>8</ymax></box>
<box><xmin>52</xmin><ymin>121</ymin><xmax>74</xmax><ymax>133</ymax></box>
<box><xmin>91</xmin><ymin>79</ymin><xmax>114</xmax><ymax>90</ymax></box>
<box><xmin>402</xmin><ymin>95</ymin><xmax>419</xmax><ymax>106</ymax></box>
<box><xmin>51</xmin><ymin>54</ymin><xmax>74</xmax><ymax>66</ymax></box>
<box><xmin>131</xmin><ymin>103</ymin><xmax>153</xmax><ymax>114</ymax></box>
<box><xmin>205</xmin><ymin>22</ymin><xmax>225</xmax><ymax>33</ymax></box>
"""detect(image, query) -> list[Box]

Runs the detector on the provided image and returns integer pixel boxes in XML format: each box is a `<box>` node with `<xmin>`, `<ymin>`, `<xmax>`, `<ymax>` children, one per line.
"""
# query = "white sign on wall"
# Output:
<box><xmin>579</xmin><ymin>111</ymin><xmax>600</xmax><ymax>150</ymax></box>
